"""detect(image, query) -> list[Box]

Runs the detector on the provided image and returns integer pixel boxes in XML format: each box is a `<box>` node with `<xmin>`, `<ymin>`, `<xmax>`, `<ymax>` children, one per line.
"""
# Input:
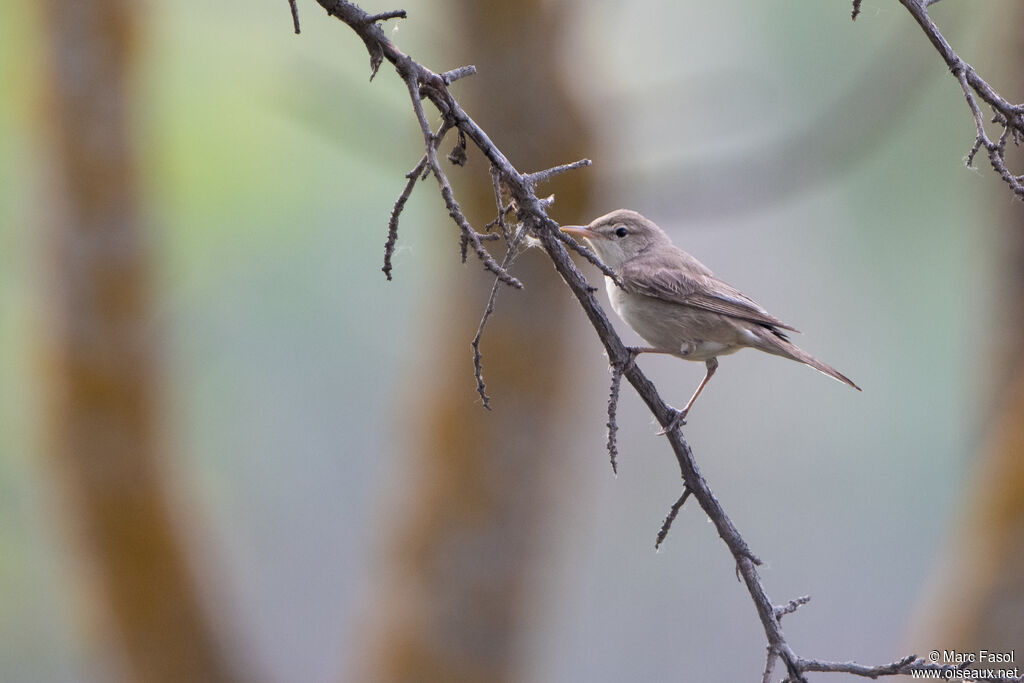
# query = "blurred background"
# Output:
<box><xmin>2</xmin><ymin>0</ymin><xmax>1022</xmax><ymax>681</ymax></box>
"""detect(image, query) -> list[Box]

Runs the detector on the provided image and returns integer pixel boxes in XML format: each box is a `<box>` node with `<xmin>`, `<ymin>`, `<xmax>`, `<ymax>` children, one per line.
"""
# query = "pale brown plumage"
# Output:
<box><xmin>561</xmin><ymin>209</ymin><xmax>859</xmax><ymax>424</ymax></box>
<box><xmin>619</xmin><ymin>249</ymin><xmax>799</xmax><ymax>333</ymax></box>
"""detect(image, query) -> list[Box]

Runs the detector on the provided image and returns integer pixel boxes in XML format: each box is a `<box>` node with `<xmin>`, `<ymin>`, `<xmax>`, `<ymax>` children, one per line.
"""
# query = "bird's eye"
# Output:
<box><xmin>614</xmin><ymin>226</ymin><xmax>628</xmax><ymax>238</ymax></box>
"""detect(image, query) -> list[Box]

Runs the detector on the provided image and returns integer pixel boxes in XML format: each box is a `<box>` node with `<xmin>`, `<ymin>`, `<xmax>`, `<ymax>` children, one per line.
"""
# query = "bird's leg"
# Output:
<box><xmin>620</xmin><ymin>346</ymin><xmax>676</xmax><ymax>371</ymax></box>
<box><xmin>659</xmin><ymin>358</ymin><xmax>719</xmax><ymax>435</ymax></box>
<box><xmin>682</xmin><ymin>357</ymin><xmax>718</xmax><ymax>415</ymax></box>
<box><xmin>628</xmin><ymin>346</ymin><xmax>675</xmax><ymax>356</ymax></box>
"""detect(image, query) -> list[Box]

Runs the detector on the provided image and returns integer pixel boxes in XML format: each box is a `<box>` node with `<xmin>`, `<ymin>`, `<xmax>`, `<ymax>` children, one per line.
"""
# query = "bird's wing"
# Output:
<box><xmin>619</xmin><ymin>252</ymin><xmax>800</xmax><ymax>333</ymax></box>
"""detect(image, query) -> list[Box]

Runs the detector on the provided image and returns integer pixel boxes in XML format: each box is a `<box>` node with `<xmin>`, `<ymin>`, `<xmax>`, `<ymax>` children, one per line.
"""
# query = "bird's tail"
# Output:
<box><xmin>754</xmin><ymin>330</ymin><xmax>861</xmax><ymax>391</ymax></box>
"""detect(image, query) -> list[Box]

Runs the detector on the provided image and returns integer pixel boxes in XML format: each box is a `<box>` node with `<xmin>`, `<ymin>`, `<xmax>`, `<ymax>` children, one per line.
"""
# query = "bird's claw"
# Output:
<box><xmin>657</xmin><ymin>408</ymin><xmax>687</xmax><ymax>435</ymax></box>
<box><xmin>622</xmin><ymin>346</ymin><xmax>643</xmax><ymax>367</ymax></box>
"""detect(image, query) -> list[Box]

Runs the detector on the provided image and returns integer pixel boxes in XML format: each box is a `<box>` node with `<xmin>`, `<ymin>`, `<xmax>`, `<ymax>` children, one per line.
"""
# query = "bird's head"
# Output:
<box><xmin>560</xmin><ymin>209</ymin><xmax>671</xmax><ymax>271</ymax></box>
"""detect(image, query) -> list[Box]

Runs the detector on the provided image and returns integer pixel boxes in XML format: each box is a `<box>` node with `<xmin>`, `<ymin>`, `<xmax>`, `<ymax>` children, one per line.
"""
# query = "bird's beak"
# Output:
<box><xmin>560</xmin><ymin>225</ymin><xmax>597</xmax><ymax>240</ymax></box>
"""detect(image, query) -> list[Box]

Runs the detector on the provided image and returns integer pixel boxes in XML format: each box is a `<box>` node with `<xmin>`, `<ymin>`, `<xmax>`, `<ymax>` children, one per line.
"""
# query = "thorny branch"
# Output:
<box><xmin>654</xmin><ymin>486</ymin><xmax>690</xmax><ymax>550</ymax></box>
<box><xmin>471</xmin><ymin>230</ymin><xmax>526</xmax><ymax>410</ymax></box>
<box><xmin>854</xmin><ymin>0</ymin><xmax>1024</xmax><ymax>198</ymax></box>
<box><xmin>298</xmin><ymin>1</ymin><xmax>1023</xmax><ymax>680</ymax></box>
<box><xmin>605</xmin><ymin>357</ymin><xmax>629</xmax><ymax>475</ymax></box>
<box><xmin>382</xmin><ymin>154</ymin><xmax>428</xmax><ymax>280</ymax></box>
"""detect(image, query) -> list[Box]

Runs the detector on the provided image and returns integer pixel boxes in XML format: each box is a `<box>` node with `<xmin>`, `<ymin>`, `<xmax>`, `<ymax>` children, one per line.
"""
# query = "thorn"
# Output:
<box><xmin>654</xmin><ymin>488</ymin><xmax>691</xmax><ymax>549</ymax></box>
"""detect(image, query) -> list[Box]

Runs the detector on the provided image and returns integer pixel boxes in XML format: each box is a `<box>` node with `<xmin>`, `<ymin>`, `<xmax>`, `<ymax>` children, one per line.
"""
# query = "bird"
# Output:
<box><xmin>560</xmin><ymin>209</ymin><xmax>859</xmax><ymax>429</ymax></box>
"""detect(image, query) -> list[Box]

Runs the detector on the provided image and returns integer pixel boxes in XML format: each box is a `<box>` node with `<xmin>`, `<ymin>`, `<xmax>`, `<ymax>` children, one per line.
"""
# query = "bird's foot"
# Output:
<box><xmin>621</xmin><ymin>347</ymin><xmax>642</xmax><ymax>369</ymax></box>
<box><xmin>657</xmin><ymin>407</ymin><xmax>688</xmax><ymax>435</ymax></box>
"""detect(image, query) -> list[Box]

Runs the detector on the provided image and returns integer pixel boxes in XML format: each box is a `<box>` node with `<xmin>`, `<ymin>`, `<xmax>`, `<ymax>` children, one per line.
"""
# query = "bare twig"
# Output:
<box><xmin>398</xmin><ymin>62</ymin><xmax>522</xmax><ymax>287</ymax></box>
<box><xmin>763</xmin><ymin>646</ymin><xmax>779</xmax><ymax>683</ymax></box>
<box><xmin>441</xmin><ymin>181</ymin><xmax>520</xmax><ymax>286</ymax></box>
<box><xmin>552</xmin><ymin>228</ymin><xmax>623</xmax><ymax>288</ymax></box>
<box><xmin>483</xmin><ymin>205</ymin><xmax>515</xmax><ymax>234</ymax></box>
<box><xmin>955</xmin><ymin>67</ymin><xmax>989</xmax><ymax>166</ymax></box>
<box><xmin>363</xmin><ymin>9</ymin><xmax>406</xmax><ymax>24</ymax></box>
<box><xmin>799</xmin><ymin>654</ymin><xmax>921</xmax><ymax>678</ymax></box>
<box><xmin>795</xmin><ymin>654</ymin><xmax>1024</xmax><ymax>681</ymax></box>
<box><xmin>442</xmin><ymin>65</ymin><xmax>476</xmax><ymax>85</ymax></box>
<box><xmin>523</xmin><ymin>158</ymin><xmax>592</xmax><ymax>186</ymax></box>
<box><xmin>471</xmin><ymin>273</ymin><xmax>502</xmax><ymax>410</ymax></box>
<box><xmin>605</xmin><ymin>356</ymin><xmax>633</xmax><ymax>475</ymax></box>
<box><xmin>303</xmin><ymin>2</ymin><xmax>942</xmax><ymax>679</ymax></box>
<box><xmin>382</xmin><ymin>120</ymin><xmax>452</xmax><ymax>280</ymax></box>
<box><xmin>858</xmin><ymin>0</ymin><xmax>1024</xmax><ymax>198</ymax></box>
<box><xmin>774</xmin><ymin>595</ymin><xmax>811</xmax><ymax>621</ymax></box>
<box><xmin>471</xmin><ymin>239</ymin><xmax>523</xmax><ymax>409</ymax></box>
<box><xmin>654</xmin><ymin>487</ymin><xmax>691</xmax><ymax>550</ymax></box>
<box><xmin>489</xmin><ymin>166</ymin><xmax>512</xmax><ymax>242</ymax></box>
<box><xmin>288</xmin><ymin>0</ymin><xmax>301</xmax><ymax>33</ymax></box>
<box><xmin>383</xmin><ymin>155</ymin><xmax>426</xmax><ymax>280</ymax></box>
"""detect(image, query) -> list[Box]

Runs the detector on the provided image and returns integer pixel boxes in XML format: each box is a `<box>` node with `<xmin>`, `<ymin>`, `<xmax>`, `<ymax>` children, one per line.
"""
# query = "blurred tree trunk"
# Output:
<box><xmin>911</xmin><ymin>6</ymin><xmax>1024</xmax><ymax>652</ymax></box>
<box><xmin>39</xmin><ymin>1</ymin><xmax>241</xmax><ymax>681</ymax></box>
<box><xmin>354</xmin><ymin>2</ymin><xmax>594</xmax><ymax>682</ymax></box>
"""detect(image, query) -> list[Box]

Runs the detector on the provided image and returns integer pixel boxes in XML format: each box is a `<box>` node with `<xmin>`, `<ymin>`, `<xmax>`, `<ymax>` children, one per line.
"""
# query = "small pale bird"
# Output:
<box><xmin>561</xmin><ymin>209</ymin><xmax>859</xmax><ymax>426</ymax></box>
